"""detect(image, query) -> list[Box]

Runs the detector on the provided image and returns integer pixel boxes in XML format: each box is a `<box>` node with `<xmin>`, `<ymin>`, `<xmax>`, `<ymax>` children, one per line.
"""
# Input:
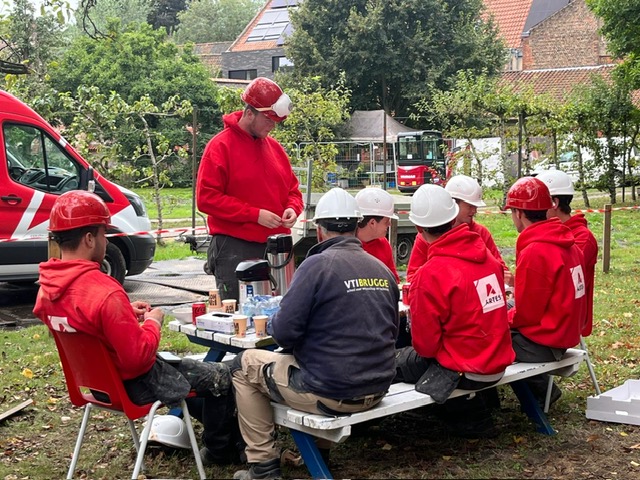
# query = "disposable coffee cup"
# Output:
<box><xmin>253</xmin><ymin>315</ymin><xmax>268</xmax><ymax>338</ymax></box>
<box><xmin>222</xmin><ymin>299</ymin><xmax>237</xmax><ymax>314</ymax></box>
<box><xmin>208</xmin><ymin>289</ymin><xmax>221</xmax><ymax>311</ymax></box>
<box><xmin>233</xmin><ymin>315</ymin><xmax>248</xmax><ymax>337</ymax></box>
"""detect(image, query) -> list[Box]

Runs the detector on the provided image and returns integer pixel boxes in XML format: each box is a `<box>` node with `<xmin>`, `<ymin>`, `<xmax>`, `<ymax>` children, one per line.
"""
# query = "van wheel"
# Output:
<box><xmin>103</xmin><ymin>242</ymin><xmax>126</xmax><ymax>285</ymax></box>
<box><xmin>396</xmin><ymin>235</ymin><xmax>414</xmax><ymax>265</ymax></box>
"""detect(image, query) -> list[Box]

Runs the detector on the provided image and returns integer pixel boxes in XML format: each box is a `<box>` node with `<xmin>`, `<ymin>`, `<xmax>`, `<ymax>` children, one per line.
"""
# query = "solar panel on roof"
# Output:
<box><xmin>247</xmin><ymin>7</ymin><xmax>291</xmax><ymax>42</ymax></box>
<box><xmin>271</xmin><ymin>0</ymin><xmax>298</xmax><ymax>8</ymax></box>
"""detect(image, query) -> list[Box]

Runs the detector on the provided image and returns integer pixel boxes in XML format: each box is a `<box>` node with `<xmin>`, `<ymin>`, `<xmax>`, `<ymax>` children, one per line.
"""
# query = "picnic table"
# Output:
<box><xmin>168</xmin><ymin>320</ymin><xmax>277</xmax><ymax>362</ymax></box>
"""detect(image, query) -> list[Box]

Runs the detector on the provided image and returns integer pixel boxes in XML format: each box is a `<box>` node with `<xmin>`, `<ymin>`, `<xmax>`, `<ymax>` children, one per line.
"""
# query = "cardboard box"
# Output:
<box><xmin>586</xmin><ymin>379</ymin><xmax>640</xmax><ymax>426</ymax></box>
<box><xmin>196</xmin><ymin>311</ymin><xmax>235</xmax><ymax>334</ymax></box>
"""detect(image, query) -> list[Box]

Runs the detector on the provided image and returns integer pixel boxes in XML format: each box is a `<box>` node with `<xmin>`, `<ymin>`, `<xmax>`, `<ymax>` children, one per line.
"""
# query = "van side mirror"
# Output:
<box><xmin>87</xmin><ymin>167</ymin><xmax>95</xmax><ymax>193</ymax></box>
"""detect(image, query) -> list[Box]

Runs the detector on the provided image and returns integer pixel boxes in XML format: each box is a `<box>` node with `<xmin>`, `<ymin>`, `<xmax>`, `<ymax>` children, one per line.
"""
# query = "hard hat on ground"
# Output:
<box><xmin>49</xmin><ymin>190</ymin><xmax>113</xmax><ymax>232</ymax></box>
<box><xmin>147</xmin><ymin>415</ymin><xmax>191</xmax><ymax>449</ymax></box>
<box><xmin>536</xmin><ymin>169</ymin><xmax>576</xmax><ymax>196</ymax></box>
<box><xmin>505</xmin><ymin>176</ymin><xmax>553</xmax><ymax>211</ymax></box>
<box><xmin>241</xmin><ymin>77</ymin><xmax>292</xmax><ymax>122</ymax></box>
<box><xmin>409</xmin><ymin>184</ymin><xmax>459</xmax><ymax>228</ymax></box>
<box><xmin>355</xmin><ymin>187</ymin><xmax>399</xmax><ymax>219</ymax></box>
<box><xmin>445</xmin><ymin>175</ymin><xmax>486</xmax><ymax>207</ymax></box>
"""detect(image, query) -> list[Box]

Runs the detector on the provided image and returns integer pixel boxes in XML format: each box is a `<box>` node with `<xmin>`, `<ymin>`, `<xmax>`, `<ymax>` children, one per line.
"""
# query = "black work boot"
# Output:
<box><xmin>233</xmin><ymin>458</ymin><xmax>282</xmax><ymax>480</ymax></box>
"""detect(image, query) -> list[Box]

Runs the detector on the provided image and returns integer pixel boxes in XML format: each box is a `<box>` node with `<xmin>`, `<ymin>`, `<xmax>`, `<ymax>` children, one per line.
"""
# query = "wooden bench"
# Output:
<box><xmin>272</xmin><ymin>348</ymin><xmax>586</xmax><ymax>479</ymax></box>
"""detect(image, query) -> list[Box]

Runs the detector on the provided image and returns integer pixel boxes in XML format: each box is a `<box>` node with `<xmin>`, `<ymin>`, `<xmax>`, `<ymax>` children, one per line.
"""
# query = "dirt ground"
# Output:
<box><xmin>4</xmin><ymin>381</ymin><xmax>639</xmax><ymax>479</ymax></box>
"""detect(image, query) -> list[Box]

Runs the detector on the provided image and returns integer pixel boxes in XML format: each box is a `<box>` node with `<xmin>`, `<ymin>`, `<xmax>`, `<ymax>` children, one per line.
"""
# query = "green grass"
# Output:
<box><xmin>3</xmin><ymin>188</ymin><xmax>640</xmax><ymax>478</ymax></box>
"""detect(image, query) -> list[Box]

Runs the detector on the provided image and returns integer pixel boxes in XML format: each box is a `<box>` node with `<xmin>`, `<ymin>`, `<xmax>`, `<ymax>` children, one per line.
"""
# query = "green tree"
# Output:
<box><xmin>286</xmin><ymin>0</ymin><xmax>505</xmax><ymax>120</ymax></box>
<box><xmin>73</xmin><ymin>0</ymin><xmax>152</xmax><ymax>37</ymax></box>
<box><xmin>174</xmin><ymin>0</ymin><xmax>262</xmax><ymax>44</ymax></box>
<box><xmin>148</xmin><ymin>0</ymin><xmax>186</xmax><ymax>35</ymax></box>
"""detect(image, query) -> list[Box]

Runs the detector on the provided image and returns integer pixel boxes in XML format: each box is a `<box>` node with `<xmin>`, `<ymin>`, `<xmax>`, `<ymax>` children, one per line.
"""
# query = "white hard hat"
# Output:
<box><xmin>147</xmin><ymin>415</ymin><xmax>191</xmax><ymax>449</ymax></box>
<box><xmin>313</xmin><ymin>187</ymin><xmax>362</xmax><ymax>221</ymax></box>
<box><xmin>536</xmin><ymin>169</ymin><xmax>575</xmax><ymax>195</ymax></box>
<box><xmin>444</xmin><ymin>175</ymin><xmax>486</xmax><ymax>207</ymax></box>
<box><xmin>409</xmin><ymin>184</ymin><xmax>459</xmax><ymax>228</ymax></box>
<box><xmin>355</xmin><ymin>188</ymin><xmax>399</xmax><ymax>219</ymax></box>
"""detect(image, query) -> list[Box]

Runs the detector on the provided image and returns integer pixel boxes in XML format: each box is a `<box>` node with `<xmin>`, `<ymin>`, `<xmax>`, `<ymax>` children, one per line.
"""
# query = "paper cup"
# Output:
<box><xmin>222</xmin><ymin>299</ymin><xmax>237</xmax><ymax>314</ymax></box>
<box><xmin>233</xmin><ymin>315</ymin><xmax>248</xmax><ymax>337</ymax></box>
<box><xmin>253</xmin><ymin>315</ymin><xmax>268</xmax><ymax>338</ymax></box>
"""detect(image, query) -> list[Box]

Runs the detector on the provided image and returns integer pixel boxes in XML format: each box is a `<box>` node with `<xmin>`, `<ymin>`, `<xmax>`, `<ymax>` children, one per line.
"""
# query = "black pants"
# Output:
<box><xmin>207</xmin><ymin>234</ymin><xmax>267</xmax><ymax>301</ymax></box>
<box><xmin>124</xmin><ymin>358</ymin><xmax>243</xmax><ymax>458</ymax></box>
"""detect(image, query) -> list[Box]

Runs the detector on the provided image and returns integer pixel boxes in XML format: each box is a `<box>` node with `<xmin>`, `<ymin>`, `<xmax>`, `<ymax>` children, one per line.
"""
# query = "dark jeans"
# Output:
<box><xmin>207</xmin><ymin>234</ymin><xmax>267</xmax><ymax>301</ymax></box>
<box><xmin>511</xmin><ymin>330</ymin><xmax>566</xmax><ymax>397</ymax></box>
<box><xmin>124</xmin><ymin>358</ymin><xmax>242</xmax><ymax>457</ymax></box>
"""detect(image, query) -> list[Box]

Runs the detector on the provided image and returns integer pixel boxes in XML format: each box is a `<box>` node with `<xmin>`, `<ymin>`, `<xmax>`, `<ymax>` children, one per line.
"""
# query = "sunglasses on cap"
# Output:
<box><xmin>253</xmin><ymin>93</ymin><xmax>293</xmax><ymax>118</ymax></box>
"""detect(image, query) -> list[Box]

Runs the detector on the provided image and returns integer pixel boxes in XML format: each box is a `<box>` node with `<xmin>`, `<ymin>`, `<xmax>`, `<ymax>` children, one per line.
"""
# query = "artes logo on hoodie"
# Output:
<box><xmin>474</xmin><ymin>273</ymin><xmax>505</xmax><ymax>313</ymax></box>
<box><xmin>570</xmin><ymin>264</ymin><xmax>586</xmax><ymax>299</ymax></box>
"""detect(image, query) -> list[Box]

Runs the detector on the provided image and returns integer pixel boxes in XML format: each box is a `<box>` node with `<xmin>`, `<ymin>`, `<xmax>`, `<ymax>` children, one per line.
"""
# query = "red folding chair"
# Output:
<box><xmin>49</xmin><ymin>328</ymin><xmax>206</xmax><ymax>480</ymax></box>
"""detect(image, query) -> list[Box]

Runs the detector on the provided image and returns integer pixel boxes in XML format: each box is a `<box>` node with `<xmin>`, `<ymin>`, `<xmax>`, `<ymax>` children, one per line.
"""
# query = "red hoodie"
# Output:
<box><xmin>33</xmin><ymin>258</ymin><xmax>160</xmax><ymax>380</ymax></box>
<box><xmin>196</xmin><ymin>111</ymin><xmax>304</xmax><ymax>243</ymax></box>
<box><xmin>566</xmin><ymin>213</ymin><xmax>598</xmax><ymax>336</ymax></box>
<box><xmin>508</xmin><ymin>218</ymin><xmax>586</xmax><ymax>349</ymax></box>
<box><xmin>406</xmin><ymin>221</ymin><xmax>508</xmax><ymax>283</ymax></box>
<box><xmin>409</xmin><ymin>224</ymin><xmax>515</xmax><ymax>375</ymax></box>
<box><xmin>361</xmin><ymin>237</ymin><xmax>400</xmax><ymax>283</ymax></box>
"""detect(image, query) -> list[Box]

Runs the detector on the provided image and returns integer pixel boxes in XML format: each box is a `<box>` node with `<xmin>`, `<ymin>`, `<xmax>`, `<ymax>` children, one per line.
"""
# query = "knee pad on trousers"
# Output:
<box><xmin>230</xmin><ymin>350</ymin><xmax>245</xmax><ymax>375</ymax></box>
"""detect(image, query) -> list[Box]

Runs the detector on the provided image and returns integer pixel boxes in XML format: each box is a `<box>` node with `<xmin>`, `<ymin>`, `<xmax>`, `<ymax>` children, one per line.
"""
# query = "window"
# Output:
<box><xmin>229</xmin><ymin>69</ymin><xmax>258</xmax><ymax>80</ymax></box>
<box><xmin>5</xmin><ymin>124</ymin><xmax>80</xmax><ymax>193</ymax></box>
<box><xmin>272</xmin><ymin>56</ymin><xmax>294</xmax><ymax>72</ymax></box>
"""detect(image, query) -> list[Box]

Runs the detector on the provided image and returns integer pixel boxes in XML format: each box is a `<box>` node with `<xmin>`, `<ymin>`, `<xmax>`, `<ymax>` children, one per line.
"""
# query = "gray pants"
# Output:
<box><xmin>511</xmin><ymin>330</ymin><xmax>566</xmax><ymax>397</ymax></box>
<box><xmin>207</xmin><ymin>234</ymin><xmax>267</xmax><ymax>301</ymax></box>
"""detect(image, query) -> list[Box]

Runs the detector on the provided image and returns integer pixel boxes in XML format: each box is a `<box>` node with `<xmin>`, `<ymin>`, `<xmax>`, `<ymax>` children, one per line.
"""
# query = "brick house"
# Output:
<box><xmin>220</xmin><ymin>0</ymin><xmax>296</xmax><ymax>80</ymax></box>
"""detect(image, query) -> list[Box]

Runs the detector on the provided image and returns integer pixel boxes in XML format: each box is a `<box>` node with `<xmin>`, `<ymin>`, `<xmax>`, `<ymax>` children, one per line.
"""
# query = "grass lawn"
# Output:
<box><xmin>2</xmin><ymin>187</ymin><xmax>640</xmax><ymax>478</ymax></box>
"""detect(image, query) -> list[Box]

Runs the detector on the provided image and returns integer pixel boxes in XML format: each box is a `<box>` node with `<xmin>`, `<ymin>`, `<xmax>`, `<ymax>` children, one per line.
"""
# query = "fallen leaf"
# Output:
<box><xmin>623</xmin><ymin>312</ymin><xmax>633</xmax><ymax>318</ymax></box>
<box><xmin>47</xmin><ymin>397</ymin><xmax>58</xmax><ymax>405</ymax></box>
<box><xmin>33</xmin><ymin>333</ymin><xmax>40</xmax><ymax>340</ymax></box>
<box><xmin>631</xmin><ymin>461</ymin><xmax>640</xmax><ymax>467</ymax></box>
<box><xmin>22</xmin><ymin>368</ymin><xmax>33</xmax><ymax>379</ymax></box>
<box><xmin>442</xmin><ymin>455</ymin><xmax>451</xmax><ymax>461</ymax></box>
<box><xmin>381</xmin><ymin>443</ymin><xmax>392</xmax><ymax>451</ymax></box>
<box><xmin>628</xmin><ymin>443</ymin><xmax>640</xmax><ymax>449</ymax></box>
<box><xmin>620</xmin><ymin>432</ymin><xmax>628</xmax><ymax>437</ymax></box>
<box><xmin>513</xmin><ymin>436</ymin><xmax>524</xmax><ymax>444</ymax></box>
<box><xmin>587</xmin><ymin>434</ymin><xmax>600</xmax><ymax>442</ymax></box>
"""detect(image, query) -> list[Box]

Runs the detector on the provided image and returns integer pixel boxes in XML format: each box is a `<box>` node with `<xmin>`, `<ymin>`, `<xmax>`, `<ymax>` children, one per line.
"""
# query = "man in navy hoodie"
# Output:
<box><xmin>231</xmin><ymin>188</ymin><xmax>400</xmax><ymax>480</ymax></box>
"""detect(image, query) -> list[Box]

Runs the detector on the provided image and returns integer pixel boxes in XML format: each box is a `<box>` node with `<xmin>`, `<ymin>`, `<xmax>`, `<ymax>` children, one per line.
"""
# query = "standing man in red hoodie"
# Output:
<box><xmin>34</xmin><ymin>191</ymin><xmax>244</xmax><ymax>468</ymax></box>
<box><xmin>396</xmin><ymin>184</ymin><xmax>514</xmax><ymax>437</ymax></box>
<box><xmin>505</xmin><ymin>176</ymin><xmax>586</xmax><ymax>407</ymax></box>
<box><xmin>537</xmin><ymin>169</ymin><xmax>598</xmax><ymax>337</ymax></box>
<box><xmin>197</xmin><ymin>77</ymin><xmax>304</xmax><ymax>301</ymax></box>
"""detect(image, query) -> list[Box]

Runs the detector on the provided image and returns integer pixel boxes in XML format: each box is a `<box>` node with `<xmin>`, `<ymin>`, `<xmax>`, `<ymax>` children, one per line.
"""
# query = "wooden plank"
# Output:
<box><xmin>0</xmin><ymin>399</ymin><xmax>33</xmax><ymax>422</ymax></box>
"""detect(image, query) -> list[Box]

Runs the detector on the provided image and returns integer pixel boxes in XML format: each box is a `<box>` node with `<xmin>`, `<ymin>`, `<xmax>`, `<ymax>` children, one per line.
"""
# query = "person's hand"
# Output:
<box><xmin>504</xmin><ymin>270</ymin><xmax>514</xmax><ymax>288</ymax></box>
<box><xmin>131</xmin><ymin>301</ymin><xmax>151</xmax><ymax>319</ymax></box>
<box><xmin>144</xmin><ymin>307</ymin><xmax>165</xmax><ymax>329</ymax></box>
<box><xmin>258</xmin><ymin>209</ymin><xmax>283</xmax><ymax>229</ymax></box>
<box><xmin>281</xmin><ymin>208</ymin><xmax>298</xmax><ymax>228</ymax></box>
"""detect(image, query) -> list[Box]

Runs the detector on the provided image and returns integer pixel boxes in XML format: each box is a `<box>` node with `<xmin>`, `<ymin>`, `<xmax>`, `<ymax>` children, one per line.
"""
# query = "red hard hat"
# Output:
<box><xmin>241</xmin><ymin>77</ymin><xmax>291</xmax><ymax>122</ymax></box>
<box><xmin>505</xmin><ymin>176</ymin><xmax>553</xmax><ymax>211</ymax></box>
<box><xmin>49</xmin><ymin>190</ymin><xmax>113</xmax><ymax>232</ymax></box>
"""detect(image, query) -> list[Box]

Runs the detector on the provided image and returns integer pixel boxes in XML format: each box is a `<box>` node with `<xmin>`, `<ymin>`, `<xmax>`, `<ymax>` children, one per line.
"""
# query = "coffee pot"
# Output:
<box><xmin>266</xmin><ymin>234</ymin><xmax>295</xmax><ymax>296</ymax></box>
<box><xmin>235</xmin><ymin>259</ymin><xmax>274</xmax><ymax>309</ymax></box>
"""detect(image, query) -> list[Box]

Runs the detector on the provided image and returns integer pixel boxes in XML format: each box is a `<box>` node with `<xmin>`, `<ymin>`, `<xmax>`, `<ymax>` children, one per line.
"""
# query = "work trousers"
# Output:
<box><xmin>232</xmin><ymin>350</ymin><xmax>385</xmax><ymax>463</ymax></box>
<box><xmin>207</xmin><ymin>234</ymin><xmax>267</xmax><ymax>301</ymax></box>
<box><xmin>124</xmin><ymin>358</ymin><xmax>242</xmax><ymax>459</ymax></box>
<box><xmin>511</xmin><ymin>330</ymin><xmax>566</xmax><ymax>397</ymax></box>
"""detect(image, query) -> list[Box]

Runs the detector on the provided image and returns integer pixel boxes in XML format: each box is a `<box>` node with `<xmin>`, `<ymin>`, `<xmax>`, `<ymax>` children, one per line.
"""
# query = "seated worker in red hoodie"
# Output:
<box><xmin>505</xmin><ymin>176</ymin><xmax>586</xmax><ymax>407</ymax></box>
<box><xmin>395</xmin><ymin>184</ymin><xmax>514</xmax><ymax>438</ymax></box>
<box><xmin>355</xmin><ymin>187</ymin><xmax>401</xmax><ymax>283</ymax></box>
<box><xmin>33</xmin><ymin>191</ymin><xmax>244</xmax><ymax>469</ymax></box>
<box><xmin>406</xmin><ymin>175</ymin><xmax>513</xmax><ymax>286</ymax></box>
<box><xmin>537</xmin><ymin>169</ymin><xmax>598</xmax><ymax>338</ymax></box>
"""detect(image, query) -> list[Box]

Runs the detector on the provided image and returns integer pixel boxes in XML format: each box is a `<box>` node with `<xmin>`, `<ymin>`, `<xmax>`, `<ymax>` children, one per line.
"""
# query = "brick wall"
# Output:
<box><xmin>221</xmin><ymin>48</ymin><xmax>285</xmax><ymax>79</ymax></box>
<box><xmin>523</xmin><ymin>0</ymin><xmax>605</xmax><ymax>70</ymax></box>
